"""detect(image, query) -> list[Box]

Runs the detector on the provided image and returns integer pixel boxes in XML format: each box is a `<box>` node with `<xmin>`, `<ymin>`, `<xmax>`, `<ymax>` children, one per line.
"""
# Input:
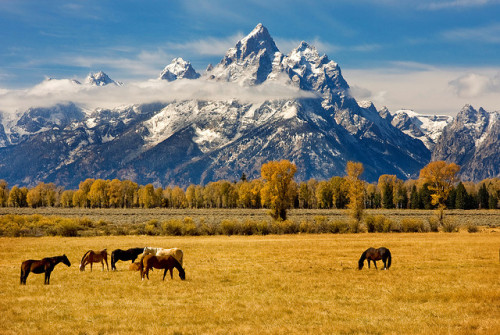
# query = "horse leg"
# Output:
<box><xmin>373</xmin><ymin>261</ymin><xmax>378</xmax><ymax>270</ymax></box>
<box><xmin>20</xmin><ymin>268</ymin><xmax>28</xmax><ymax>285</ymax></box>
<box><xmin>367</xmin><ymin>260</ymin><xmax>371</xmax><ymax>268</ymax></box>
<box><xmin>90</xmin><ymin>262</ymin><xmax>93</xmax><ymax>272</ymax></box>
<box><xmin>105</xmin><ymin>258</ymin><xmax>109</xmax><ymax>271</ymax></box>
<box><xmin>170</xmin><ymin>268</ymin><xmax>173</xmax><ymax>279</ymax></box>
<box><xmin>45</xmin><ymin>270</ymin><xmax>51</xmax><ymax>285</ymax></box>
<box><xmin>163</xmin><ymin>269</ymin><xmax>167</xmax><ymax>281</ymax></box>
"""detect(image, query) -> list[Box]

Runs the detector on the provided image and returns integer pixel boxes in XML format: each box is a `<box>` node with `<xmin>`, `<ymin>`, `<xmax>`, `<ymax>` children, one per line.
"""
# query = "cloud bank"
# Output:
<box><xmin>344</xmin><ymin>64</ymin><xmax>500</xmax><ymax>115</ymax></box>
<box><xmin>0</xmin><ymin>77</ymin><xmax>317</xmax><ymax>117</ymax></box>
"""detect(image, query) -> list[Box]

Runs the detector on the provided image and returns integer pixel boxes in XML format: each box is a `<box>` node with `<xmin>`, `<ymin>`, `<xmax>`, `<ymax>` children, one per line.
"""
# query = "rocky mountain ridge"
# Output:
<box><xmin>0</xmin><ymin>24</ymin><xmax>498</xmax><ymax>187</ymax></box>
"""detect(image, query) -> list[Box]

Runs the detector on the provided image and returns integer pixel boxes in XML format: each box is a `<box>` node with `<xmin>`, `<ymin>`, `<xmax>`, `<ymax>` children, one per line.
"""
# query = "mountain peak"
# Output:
<box><xmin>210</xmin><ymin>23</ymin><xmax>279</xmax><ymax>85</ymax></box>
<box><xmin>85</xmin><ymin>71</ymin><xmax>121</xmax><ymax>86</ymax></box>
<box><xmin>159</xmin><ymin>58</ymin><xmax>200</xmax><ymax>81</ymax></box>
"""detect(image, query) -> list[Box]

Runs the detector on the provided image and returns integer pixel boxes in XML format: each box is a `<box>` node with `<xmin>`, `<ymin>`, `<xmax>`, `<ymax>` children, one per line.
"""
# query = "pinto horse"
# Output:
<box><xmin>79</xmin><ymin>249</ymin><xmax>109</xmax><ymax>271</ymax></box>
<box><xmin>142</xmin><ymin>247</ymin><xmax>184</xmax><ymax>266</ymax></box>
<box><xmin>110</xmin><ymin>247</ymin><xmax>144</xmax><ymax>270</ymax></box>
<box><xmin>358</xmin><ymin>247</ymin><xmax>392</xmax><ymax>270</ymax></box>
<box><xmin>140</xmin><ymin>255</ymin><xmax>186</xmax><ymax>281</ymax></box>
<box><xmin>20</xmin><ymin>255</ymin><xmax>71</xmax><ymax>285</ymax></box>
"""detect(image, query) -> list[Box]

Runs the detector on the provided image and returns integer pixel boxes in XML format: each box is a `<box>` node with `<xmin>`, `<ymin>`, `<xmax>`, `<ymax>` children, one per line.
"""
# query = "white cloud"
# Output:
<box><xmin>449</xmin><ymin>72</ymin><xmax>500</xmax><ymax>98</ymax></box>
<box><xmin>344</xmin><ymin>64</ymin><xmax>500</xmax><ymax>115</ymax></box>
<box><xmin>421</xmin><ymin>0</ymin><xmax>499</xmax><ymax>10</ymax></box>
<box><xmin>0</xmin><ymin>77</ymin><xmax>316</xmax><ymax>116</ymax></box>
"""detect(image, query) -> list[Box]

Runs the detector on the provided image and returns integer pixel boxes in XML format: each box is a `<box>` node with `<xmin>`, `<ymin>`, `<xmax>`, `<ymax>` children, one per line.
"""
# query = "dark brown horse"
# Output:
<box><xmin>140</xmin><ymin>255</ymin><xmax>185</xmax><ymax>281</ymax></box>
<box><xmin>20</xmin><ymin>255</ymin><xmax>71</xmax><ymax>285</ymax></box>
<box><xmin>358</xmin><ymin>247</ymin><xmax>392</xmax><ymax>270</ymax></box>
<box><xmin>79</xmin><ymin>249</ymin><xmax>109</xmax><ymax>271</ymax></box>
<box><xmin>110</xmin><ymin>247</ymin><xmax>144</xmax><ymax>270</ymax></box>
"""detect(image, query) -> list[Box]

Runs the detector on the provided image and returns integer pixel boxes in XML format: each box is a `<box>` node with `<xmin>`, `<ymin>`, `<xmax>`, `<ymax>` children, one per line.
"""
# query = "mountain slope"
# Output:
<box><xmin>432</xmin><ymin>105</ymin><xmax>499</xmax><ymax>180</ymax></box>
<box><xmin>4</xmin><ymin>23</ymin><xmax>496</xmax><ymax>188</ymax></box>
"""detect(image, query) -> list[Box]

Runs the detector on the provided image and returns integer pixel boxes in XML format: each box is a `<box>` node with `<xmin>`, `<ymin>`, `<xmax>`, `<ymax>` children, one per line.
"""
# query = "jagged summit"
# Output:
<box><xmin>85</xmin><ymin>71</ymin><xmax>122</xmax><ymax>86</ymax></box>
<box><xmin>159</xmin><ymin>57</ymin><xmax>200</xmax><ymax>81</ymax></box>
<box><xmin>210</xmin><ymin>23</ymin><xmax>279</xmax><ymax>85</ymax></box>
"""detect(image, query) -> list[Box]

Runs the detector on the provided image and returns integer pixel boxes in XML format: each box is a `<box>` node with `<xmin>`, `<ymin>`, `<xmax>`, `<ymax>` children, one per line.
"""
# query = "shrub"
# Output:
<box><xmin>182</xmin><ymin>217</ymin><xmax>198</xmax><ymax>236</ymax></box>
<box><xmin>220</xmin><ymin>219</ymin><xmax>239</xmax><ymax>236</ymax></box>
<box><xmin>442</xmin><ymin>219</ymin><xmax>459</xmax><ymax>233</ymax></box>
<box><xmin>271</xmin><ymin>220</ymin><xmax>299</xmax><ymax>234</ymax></box>
<box><xmin>198</xmin><ymin>218</ymin><xmax>218</xmax><ymax>235</ymax></box>
<box><xmin>466</xmin><ymin>223</ymin><xmax>479</xmax><ymax>233</ymax></box>
<box><xmin>55</xmin><ymin>219</ymin><xmax>82</xmax><ymax>237</ymax></box>
<box><xmin>400</xmin><ymin>218</ymin><xmax>428</xmax><ymax>232</ymax></box>
<box><xmin>427</xmin><ymin>217</ymin><xmax>440</xmax><ymax>232</ymax></box>
<box><xmin>348</xmin><ymin>219</ymin><xmax>365</xmax><ymax>233</ymax></box>
<box><xmin>328</xmin><ymin>220</ymin><xmax>349</xmax><ymax>234</ymax></box>
<box><xmin>161</xmin><ymin>219</ymin><xmax>183</xmax><ymax>236</ymax></box>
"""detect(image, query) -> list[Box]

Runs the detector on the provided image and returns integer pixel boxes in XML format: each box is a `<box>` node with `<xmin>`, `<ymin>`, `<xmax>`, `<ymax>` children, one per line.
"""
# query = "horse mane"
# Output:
<box><xmin>80</xmin><ymin>250</ymin><xmax>92</xmax><ymax>264</ymax></box>
<box><xmin>170</xmin><ymin>256</ymin><xmax>185</xmax><ymax>278</ymax></box>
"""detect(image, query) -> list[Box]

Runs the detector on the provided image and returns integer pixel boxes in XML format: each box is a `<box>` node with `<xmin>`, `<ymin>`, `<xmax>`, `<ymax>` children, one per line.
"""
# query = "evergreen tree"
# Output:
<box><xmin>478</xmin><ymin>183</ymin><xmax>489</xmax><ymax>209</ymax></box>
<box><xmin>382</xmin><ymin>183</ymin><xmax>394</xmax><ymax>209</ymax></box>
<box><xmin>410</xmin><ymin>185</ymin><xmax>419</xmax><ymax>209</ymax></box>
<box><xmin>455</xmin><ymin>182</ymin><xmax>468</xmax><ymax>209</ymax></box>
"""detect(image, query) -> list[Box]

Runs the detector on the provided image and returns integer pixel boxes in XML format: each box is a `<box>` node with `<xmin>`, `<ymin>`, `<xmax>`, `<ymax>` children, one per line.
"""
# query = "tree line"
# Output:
<box><xmin>0</xmin><ymin>162</ymin><xmax>499</xmax><ymax>211</ymax></box>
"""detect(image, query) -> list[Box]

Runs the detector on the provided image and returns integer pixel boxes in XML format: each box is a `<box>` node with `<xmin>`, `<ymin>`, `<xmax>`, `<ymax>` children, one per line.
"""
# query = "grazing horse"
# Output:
<box><xmin>358</xmin><ymin>247</ymin><xmax>392</xmax><ymax>270</ymax></box>
<box><xmin>110</xmin><ymin>247</ymin><xmax>144</xmax><ymax>270</ymax></box>
<box><xmin>140</xmin><ymin>255</ymin><xmax>186</xmax><ymax>281</ymax></box>
<box><xmin>20</xmin><ymin>255</ymin><xmax>71</xmax><ymax>285</ymax></box>
<box><xmin>142</xmin><ymin>247</ymin><xmax>184</xmax><ymax>266</ymax></box>
<box><xmin>79</xmin><ymin>249</ymin><xmax>109</xmax><ymax>271</ymax></box>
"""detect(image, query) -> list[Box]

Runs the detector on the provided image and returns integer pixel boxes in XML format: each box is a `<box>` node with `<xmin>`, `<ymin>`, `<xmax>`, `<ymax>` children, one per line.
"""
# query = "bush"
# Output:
<box><xmin>348</xmin><ymin>219</ymin><xmax>365</xmax><ymax>233</ymax></box>
<box><xmin>466</xmin><ymin>223</ymin><xmax>479</xmax><ymax>233</ymax></box>
<box><xmin>427</xmin><ymin>217</ymin><xmax>440</xmax><ymax>232</ymax></box>
<box><xmin>55</xmin><ymin>219</ymin><xmax>82</xmax><ymax>237</ymax></box>
<box><xmin>198</xmin><ymin>218</ymin><xmax>218</xmax><ymax>235</ymax></box>
<box><xmin>161</xmin><ymin>219</ymin><xmax>183</xmax><ymax>236</ymax></box>
<box><xmin>271</xmin><ymin>220</ymin><xmax>299</xmax><ymax>234</ymax></box>
<box><xmin>401</xmin><ymin>218</ymin><xmax>428</xmax><ymax>232</ymax></box>
<box><xmin>442</xmin><ymin>219</ymin><xmax>459</xmax><ymax>233</ymax></box>
<box><xmin>182</xmin><ymin>217</ymin><xmax>198</xmax><ymax>236</ymax></box>
<box><xmin>220</xmin><ymin>219</ymin><xmax>239</xmax><ymax>236</ymax></box>
<box><xmin>328</xmin><ymin>220</ymin><xmax>349</xmax><ymax>234</ymax></box>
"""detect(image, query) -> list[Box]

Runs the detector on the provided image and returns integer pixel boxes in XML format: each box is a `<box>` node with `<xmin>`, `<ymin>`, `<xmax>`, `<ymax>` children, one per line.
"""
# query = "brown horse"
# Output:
<box><xmin>79</xmin><ymin>249</ymin><xmax>109</xmax><ymax>271</ymax></box>
<box><xmin>140</xmin><ymin>255</ymin><xmax>185</xmax><ymax>281</ymax></box>
<box><xmin>358</xmin><ymin>247</ymin><xmax>392</xmax><ymax>270</ymax></box>
<box><xmin>20</xmin><ymin>254</ymin><xmax>71</xmax><ymax>285</ymax></box>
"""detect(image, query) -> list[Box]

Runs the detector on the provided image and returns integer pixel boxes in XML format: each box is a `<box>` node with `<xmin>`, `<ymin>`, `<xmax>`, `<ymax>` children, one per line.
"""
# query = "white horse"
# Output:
<box><xmin>142</xmin><ymin>247</ymin><xmax>184</xmax><ymax>266</ymax></box>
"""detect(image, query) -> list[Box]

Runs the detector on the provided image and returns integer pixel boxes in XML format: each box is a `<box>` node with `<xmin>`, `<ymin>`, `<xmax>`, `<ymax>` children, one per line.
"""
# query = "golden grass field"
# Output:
<box><xmin>1</xmin><ymin>228</ymin><xmax>499</xmax><ymax>334</ymax></box>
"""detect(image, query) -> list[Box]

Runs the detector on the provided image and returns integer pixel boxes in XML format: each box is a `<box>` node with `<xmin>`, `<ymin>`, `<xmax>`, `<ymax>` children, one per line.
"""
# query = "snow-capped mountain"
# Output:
<box><xmin>389</xmin><ymin>109</ymin><xmax>452</xmax><ymax>150</ymax></box>
<box><xmin>159</xmin><ymin>58</ymin><xmax>200</xmax><ymax>81</ymax></box>
<box><xmin>432</xmin><ymin>105</ymin><xmax>499</xmax><ymax>181</ymax></box>
<box><xmin>85</xmin><ymin>71</ymin><xmax>123</xmax><ymax>86</ymax></box>
<box><xmin>0</xmin><ymin>24</ymin><xmax>497</xmax><ymax>188</ymax></box>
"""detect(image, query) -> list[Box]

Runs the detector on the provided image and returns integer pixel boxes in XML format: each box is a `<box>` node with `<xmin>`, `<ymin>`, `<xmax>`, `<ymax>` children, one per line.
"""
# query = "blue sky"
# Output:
<box><xmin>1</xmin><ymin>0</ymin><xmax>499</xmax><ymax>115</ymax></box>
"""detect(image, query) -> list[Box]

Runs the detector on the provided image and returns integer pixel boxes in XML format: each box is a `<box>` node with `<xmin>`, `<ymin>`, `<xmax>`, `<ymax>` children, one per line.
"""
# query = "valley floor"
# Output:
<box><xmin>1</xmin><ymin>232</ymin><xmax>499</xmax><ymax>334</ymax></box>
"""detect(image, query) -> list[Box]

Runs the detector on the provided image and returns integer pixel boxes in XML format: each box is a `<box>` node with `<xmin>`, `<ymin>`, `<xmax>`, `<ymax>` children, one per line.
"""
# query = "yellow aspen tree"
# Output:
<box><xmin>260</xmin><ymin>160</ymin><xmax>297</xmax><ymax>221</ymax></box>
<box><xmin>346</xmin><ymin>161</ymin><xmax>365</xmax><ymax>223</ymax></box>
<box><xmin>419</xmin><ymin>161</ymin><xmax>460</xmax><ymax>224</ymax></box>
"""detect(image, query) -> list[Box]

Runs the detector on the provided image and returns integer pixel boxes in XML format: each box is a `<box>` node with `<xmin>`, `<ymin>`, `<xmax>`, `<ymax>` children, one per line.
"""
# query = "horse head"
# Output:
<box><xmin>62</xmin><ymin>254</ymin><xmax>71</xmax><ymax>267</ymax></box>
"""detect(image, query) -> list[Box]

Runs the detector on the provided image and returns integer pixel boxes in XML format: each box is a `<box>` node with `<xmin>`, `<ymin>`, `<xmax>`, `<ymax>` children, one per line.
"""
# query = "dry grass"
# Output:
<box><xmin>0</xmin><ymin>231</ymin><xmax>499</xmax><ymax>334</ymax></box>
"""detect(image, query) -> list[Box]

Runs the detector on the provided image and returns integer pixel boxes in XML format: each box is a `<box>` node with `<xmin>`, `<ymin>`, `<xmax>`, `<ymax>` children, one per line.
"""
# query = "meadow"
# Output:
<box><xmin>1</xmin><ymin>223</ymin><xmax>499</xmax><ymax>334</ymax></box>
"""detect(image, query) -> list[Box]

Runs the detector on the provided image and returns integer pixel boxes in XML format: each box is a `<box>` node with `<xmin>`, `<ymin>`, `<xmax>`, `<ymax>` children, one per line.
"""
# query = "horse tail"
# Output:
<box><xmin>358</xmin><ymin>250</ymin><xmax>367</xmax><ymax>270</ymax></box>
<box><xmin>110</xmin><ymin>250</ymin><xmax>116</xmax><ymax>269</ymax></box>
<box><xmin>387</xmin><ymin>250</ymin><xmax>392</xmax><ymax>269</ymax></box>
